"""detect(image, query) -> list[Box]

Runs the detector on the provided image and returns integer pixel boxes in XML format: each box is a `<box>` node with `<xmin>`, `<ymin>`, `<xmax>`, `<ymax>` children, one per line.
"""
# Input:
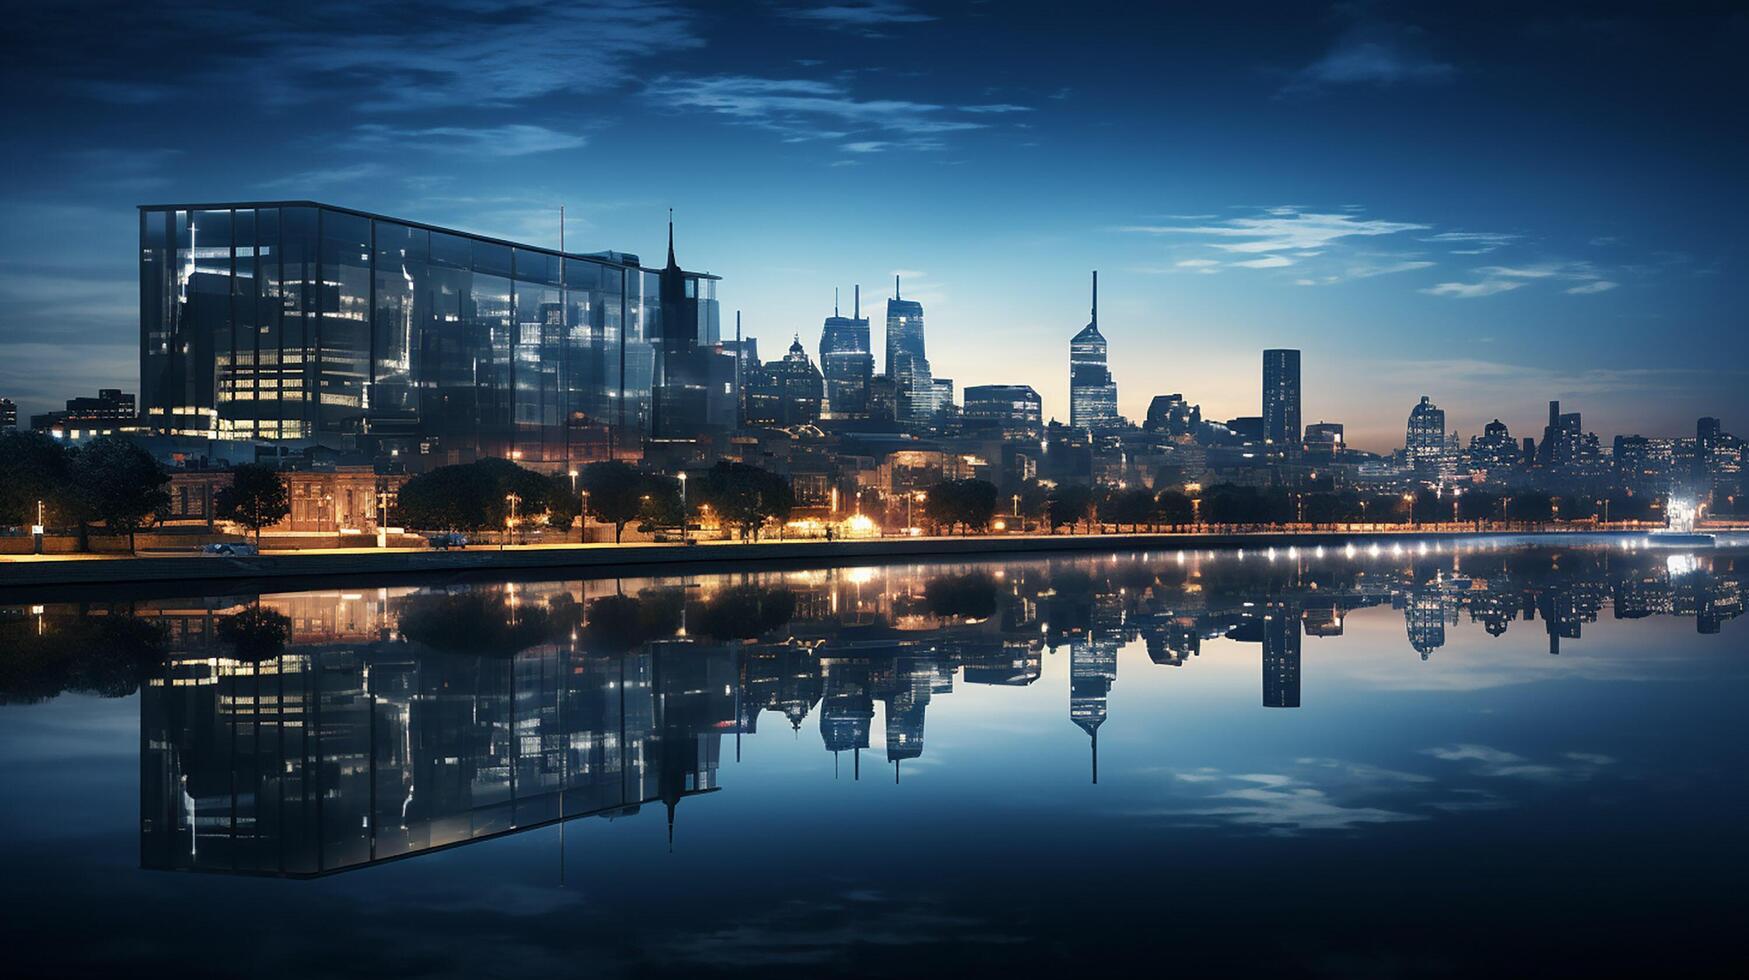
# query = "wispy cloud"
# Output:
<box><xmin>348</xmin><ymin>124</ymin><xmax>587</xmax><ymax>157</ymax></box>
<box><xmin>783</xmin><ymin>2</ymin><xmax>935</xmax><ymax>31</ymax></box>
<box><xmin>1423</xmin><ymin>744</ymin><xmax>1616</xmax><ymax>783</ymax></box>
<box><xmin>1424</xmin><ymin>260</ymin><xmax>1617</xmax><ymax>299</ymax></box>
<box><xmin>1422</xmin><ymin>231</ymin><xmax>1520</xmax><ymax>255</ymax></box>
<box><xmin>1120</xmin><ymin>207</ymin><xmax>1431</xmax><ymax>253</ymax></box>
<box><xmin>1282</xmin><ymin>22</ymin><xmax>1455</xmax><ymax>95</ymax></box>
<box><xmin>258</xmin><ymin>163</ymin><xmax>389</xmax><ymax>190</ymax></box>
<box><xmin>646</xmin><ymin>75</ymin><xmax>1022</xmax><ymax>150</ymax></box>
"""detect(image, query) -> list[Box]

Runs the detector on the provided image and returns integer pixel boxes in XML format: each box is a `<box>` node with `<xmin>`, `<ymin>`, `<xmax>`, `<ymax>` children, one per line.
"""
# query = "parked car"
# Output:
<box><xmin>202</xmin><ymin>542</ymin><xmax>258</xmax><ymax>557</ymax></box>
<box><xmin>427</xmin><ymin>532</ymin><xmax>468</xmax><ymax>550</ymax></box>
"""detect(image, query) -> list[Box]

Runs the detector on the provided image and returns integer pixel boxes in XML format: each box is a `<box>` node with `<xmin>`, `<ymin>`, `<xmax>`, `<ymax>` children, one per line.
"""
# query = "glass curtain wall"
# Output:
<box><xmin>141</xmin><ymin>204</ymin><xmax>653</xmax><ymax>464</ymax></box>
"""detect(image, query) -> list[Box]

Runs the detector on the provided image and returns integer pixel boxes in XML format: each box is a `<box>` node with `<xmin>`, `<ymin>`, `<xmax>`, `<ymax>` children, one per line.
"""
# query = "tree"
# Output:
<box><xmin>214</xmin><ymin>463</ymin><xmax>290</xmax><ymax>548</ymax></box>
<box><xmin>69</xmin><ymin>437</ymin><xmax>170</xmax><ymax>554</ymax></box>
<box><xmin>579</xmin><ymin>460</ymin><xmax>647</xmax><ymax>543</ymax></box>
<box><xmin>1015</xmin><ymin>478</ymin><xmax>1052</xmax><ymax>527</ymax></box>
<box><xmin>691</xmin><ymin>586</ymin><xmax>797</xmax><ymax>640</ymax></box>
<box><xmin>1507</xmin><ymin>493</ymin><xmax>1554</xmax><ymax>525</ymax></box>
<box><xmin>639</xmin><ymin>474</ymin><xmax>684</xmax><ymax>535</ymax></box>
<box><xmin>1106</xmin><ymin>488</ymin><xmax>1157</xmax><ymax>531</ymax></box>
<box><xmin>545</xmin><ymin>473</ymin><xmax>582</xmax><ymax>533</ymax></box>
<box><xmin>693</xmin><ymin>461</ymin><xmax>795</xmax><ymax>541</ymax></box>
<box><xmin>1047</xmin><ymin>483</ymin><xmax>1095</xmax><ymax>533</ymax></box>
<box><xmin>0</xmin><ymin>431</ymin><xmax>71</xmax><ymax>529</ymax></box>
<box><xmin>923</xmin><ymin>478</ymin><xmax>999</xmax><ymax>534</ymax></box>
<box><xmin>923</xmin><ymin>572</ymin><xmax>999</xmax><ymax>620</ymax></box>
<box><xmin>1458</xmin><ymin>490</ymin><xmax>1499</xmax><ymax>528</ymax></box>
<box><xmin>396</xmin><ymin>458</ymin><xmax>549</xmax><ymax>537</ymax></box>
<box><xmin>1155</xmin><ymin>490</ymin><xmax>1194</xmax><ymax>530</ymax></box>
<box><xmin>218</xmin><ymin>606</ymin><xmax>293</xmax><ymax>662</ymax></box>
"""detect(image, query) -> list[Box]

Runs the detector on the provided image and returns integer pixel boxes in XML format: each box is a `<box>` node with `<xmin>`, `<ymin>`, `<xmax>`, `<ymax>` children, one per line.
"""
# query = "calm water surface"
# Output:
<box><xmin>1</xmin><ymin>541</ymin><xmax>1745</xmax><ymax>977</ymax></box>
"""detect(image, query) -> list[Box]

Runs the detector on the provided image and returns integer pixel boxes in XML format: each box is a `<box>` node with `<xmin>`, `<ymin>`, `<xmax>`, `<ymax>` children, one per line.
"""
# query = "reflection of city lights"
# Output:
<box><xmin>1666</xmin><ymin>553</ymin><xmax>1699</xmax><ymax>577</ymax></box>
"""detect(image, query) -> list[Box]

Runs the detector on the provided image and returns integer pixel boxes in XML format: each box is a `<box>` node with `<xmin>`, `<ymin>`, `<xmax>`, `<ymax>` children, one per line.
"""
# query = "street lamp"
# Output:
<box><xmin>678</xmin><ymin>471</ymin><xmax>688</xmax><ymax>544</ymax></box>
<box><xmin>569</xmin><ymin>470</ymin><xmax>580</xmax><ymax>542</ymax></box>
<box><xmin>503</xmin><ymin>493</ymin><xmax>520</xmax><ymax>550</ymax></box>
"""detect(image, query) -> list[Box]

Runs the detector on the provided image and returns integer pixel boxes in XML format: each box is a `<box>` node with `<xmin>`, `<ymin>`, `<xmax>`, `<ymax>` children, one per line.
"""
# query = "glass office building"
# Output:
<box><xmin>139</xmin><ymin>201</ymin><xmax>724</xmax><ymax>467</ymax></box>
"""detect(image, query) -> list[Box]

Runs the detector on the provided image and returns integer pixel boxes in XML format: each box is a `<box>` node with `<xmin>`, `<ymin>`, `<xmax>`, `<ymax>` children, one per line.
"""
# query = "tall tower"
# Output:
<box><xmin>820</xmin><ymin>285</ymin><xmax>873</xmax><ymax>418</ymax></box>
<box><xmin>1262</xmin><ymin>348</ymin><xmax>1301</xmax><ymax>451</ymax></box>
<box><xmin>1069</xmin><ymin>271</ymin><xmax>1118</xmax><ymax>432</ymax></box>
<box><xmin>886</xmin><ymin>275</ymin><xmax>935</xmax><ymax>424</ymax></box>
<box><xmin>1406</xmin><ymin>395</ymin><xmax>1446</xmax><ymax>470</ymax></box>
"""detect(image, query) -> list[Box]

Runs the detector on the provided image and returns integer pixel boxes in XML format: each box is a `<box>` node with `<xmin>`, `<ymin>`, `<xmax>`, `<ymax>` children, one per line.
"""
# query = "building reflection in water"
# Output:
<box><xmin>2</xmin><ymin>542</ymin><xmax>1739</xmax><ymax>877</ymax></box>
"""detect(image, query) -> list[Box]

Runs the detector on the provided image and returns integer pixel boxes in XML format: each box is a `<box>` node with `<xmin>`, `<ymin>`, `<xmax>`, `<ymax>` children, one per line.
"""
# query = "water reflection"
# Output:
<box><xmin>0</xmin><ymin>543</ymin><xmax>1742</xmax><ymax>879</ymax></box>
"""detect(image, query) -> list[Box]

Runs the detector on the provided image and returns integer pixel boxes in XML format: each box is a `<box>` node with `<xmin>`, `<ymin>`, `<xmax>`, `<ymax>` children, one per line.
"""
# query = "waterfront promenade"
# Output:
<box><xmin>0</xmin><ymin>528</ymin><xmax>1699</xmax><ymax>593</ymax></box>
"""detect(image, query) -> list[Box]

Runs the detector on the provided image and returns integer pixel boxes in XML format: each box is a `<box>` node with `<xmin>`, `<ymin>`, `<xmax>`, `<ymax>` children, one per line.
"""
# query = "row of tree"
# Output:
<box><xmin>0</xmin><ymin>432</ymin><xmax>294</xmax><ymax>551</ymax></box>
<box><xmin>394</xmin><ymin>458</ymin><xmax>797</xmax><ymax>542</ymax></box>
<box><xmin>909</xmin><ymin>475</ymin><xmax>1666</xmax><ymax>535</ymax></box>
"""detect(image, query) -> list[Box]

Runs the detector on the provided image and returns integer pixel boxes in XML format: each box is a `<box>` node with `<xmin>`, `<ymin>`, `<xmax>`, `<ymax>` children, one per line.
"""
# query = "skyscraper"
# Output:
<box><xmin>1069</xmin><ymin>271</ymin><xmax>1118</xmax><ymax>432</ymax></box>
<box><xmin>1262</xmin><ymin>348</ymin><xmax>1301</xmax><ymax>452</ymax></box>
<box><xmin>885</xmin><ymin>276</ymin><xmax>936</xmax><ymax>424</ymax></box>
<box><xmin>819</xmin><ymin>286</ymin><xmax>873</xmax><ymax>418</ymax></box>
<box><xmin>0</xmin><ymin>397</ymin><xmax>17</xmax><ymax>431</ymax></box>
<box><xmin>1406</xmin><ymin>395</ymin><xmax>1446</xmax><ymax>470</ymax></box>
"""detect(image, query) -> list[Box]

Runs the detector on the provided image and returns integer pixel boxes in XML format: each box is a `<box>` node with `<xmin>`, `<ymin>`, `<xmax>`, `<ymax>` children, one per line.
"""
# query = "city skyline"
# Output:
<box><xmin>2</xmin><ymin>2</ymin><xmax>1745</xmax><ymax>450</ymax></box>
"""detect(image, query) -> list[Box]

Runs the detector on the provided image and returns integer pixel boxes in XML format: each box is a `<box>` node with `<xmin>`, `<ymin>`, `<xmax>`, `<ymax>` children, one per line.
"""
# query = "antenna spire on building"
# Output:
<box><xmin>1091</xmin><ymin>270</ymin><xmax>1098</xmax><ymax>327</ymax></box>
<box><xmin>834</xmin><ymin>287</ymin><xmax>839</xmax><ymax>317</ymax></box>
<box><xmin>854</xmin><ymin>284</ymin><xmax>860</xmax><ymax>319</ymax></box>
<box><xmin>666</xmin><ymin>208</ymin><xmax>675</xmax><ymax>267</ymax></box>
<box><xmin>894</xmin><ymin>274</ymin><xmax>901</xmax><ymax>300</ymax></box>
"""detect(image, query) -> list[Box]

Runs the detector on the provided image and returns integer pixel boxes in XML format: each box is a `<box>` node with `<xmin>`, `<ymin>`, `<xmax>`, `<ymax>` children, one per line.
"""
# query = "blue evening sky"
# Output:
<box><xmin>1</xmin><ymin>1</ymin><xmax>1743</xmax><ymax>449</ymax></box>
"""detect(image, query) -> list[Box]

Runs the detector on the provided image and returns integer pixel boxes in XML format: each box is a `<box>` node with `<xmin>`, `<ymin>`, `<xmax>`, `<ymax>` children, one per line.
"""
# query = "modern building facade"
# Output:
<box><xmin>1069</xmin><ymin>271</ymin><xmax>1118</xmax><ymax>432</ymax></box>
<box><xmin>30</xmin><ymin>388</ymin><xmax>137</xmax><ymax>433</ymax></box>
<box><xmin>744</xmin><ymin>337</ymin><xmax>824</xmax><ymax>427</ymax></box>
<box><xmin>1</xmin><ymin>397</ymin><xmax>18</xmax><ymax>431</ymax></box>
<box><xmin>1406</xmin><ymin>395</ymin><xmax>1446</xmax><ymax>470</ymax></box>
<box><xmin>963</xmin><ymin>384</ymin><xmax>1043</xmax><ymax>440</ymax></box>
<box><xmin>1261</xmin><ymin>348</ymin><xmax>1301</xmax><ymax>452</ymax></box>
<box><xmin>885</xmin><ymin>276</ymin><xmax>937</xmax><ymax>424</ymax></box>
<box><xmin>819</xmin><ymin>287</ymin><xmax>873</xmax><ymax>418</ymax></box>
<box><xmin>138</xmin><ymin>201</ymin><xmax>724</xmax><ymax>469</ymax></box>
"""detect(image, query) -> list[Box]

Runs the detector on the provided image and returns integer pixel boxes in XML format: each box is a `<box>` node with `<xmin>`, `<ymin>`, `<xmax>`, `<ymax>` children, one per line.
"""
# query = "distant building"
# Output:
<box><xmin>1406</xmin><ymin>395</ymin><xmax>1446</xmax><ymax>471</ymax></box>
<box><xmin>1144</xmin><ymin>393</ymin><xmax>1200</xmax><ymax>436</ymax></box>
<box><xmin>819</xmin><ymin>286</ymin><xmax>873</xmax><ymax>418</ymax></box>
<box><xmin>1303</xmin><ymin>421</ymin><xmax>1344</xmax><ymax>458</ymax></box>
<box><xmin>0</xmin><ymin>397</ymin><xmax>16</xmax><ymax>431</ymax></box>
<box><xmin>1469</xmin><ymin>418</ymin><xmax>1519</xmax><ymax>474</ymax></box>
<box><xmin>1538</xmin><ymin>400</ymin><xmax>1584</xmax><ymax>466</ymax></box>
<box><xmin>31</xmin><ymin>388</ymin><xmax>137</xmax><ymax>435</ymax></box>
<box><xmin>745</xmin><ymin>337</ymin><xmax>823</xmax><ymax>427</ymax></box>
<box><xmin>1226</xmin><ymin>416</ymin><xmax>1264</xmax><ymax>443</ymax></box>
<box><xmin>886</xmin><ymin>276</ymin><xmax>937</xmax><ymax>425</ymax></box>
<box><xmin>963</xmin><ymin>384</ymin><xmax>1043</xmax><ymax>440</ymax></box>
<box><xmin>1068</xmin><ymin>271</ymin><xmax>1118</xmax><ymax>432</ymax></box>
<box><xmin>1262</xmin><ymin>348</ymin><xmax>1301</xmax><ymax>452</ymax></box>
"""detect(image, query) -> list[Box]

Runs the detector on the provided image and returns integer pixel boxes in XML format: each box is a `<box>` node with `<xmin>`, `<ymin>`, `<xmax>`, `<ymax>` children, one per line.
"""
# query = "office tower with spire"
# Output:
<box><xmin>1069</xmin><ymin>271</ymin><xmax>1118</xmax><ymax>432</ymax></box>
<box><xmin>651</xmin><ymin>211</ymin><xmax>735</xmax><ymax>440</ymax></box>
<box><xmin>820</xmin><ymin>286</ymin><xmax>873</xmax><ymax>418</ymax></box>
<box><xmin>1068</xmin><ymin>637</ymin><xmax>1117</xmax><ymax>783</ymax></box>
<box><xmin>886</xmin><ymin>275</ymin><xmax>938</xmax><ymax>425</ymax></box>
<box><xmin>1262</xmin><ymin>348</ymin><xmax>1301</xmax><ymax>453</ymax></box>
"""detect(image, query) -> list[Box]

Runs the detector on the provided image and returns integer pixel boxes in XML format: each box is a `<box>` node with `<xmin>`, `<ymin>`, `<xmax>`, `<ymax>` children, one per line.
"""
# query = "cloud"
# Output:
<box><xmin>1424</xmin><ymin>260</ymin><xmax>1616</xmax><ymax>298</ymax></box>
<box><xmin>1120</xmin><ymin>207</ymin><xmax>1430</xmax><ymax>253</ymax></box>
<box><xmin>783</xmin><ymin>2</ymin><xmax>935</xmax><ymax>30</ymax></box>
<box><xmin>258</xmin><ymin>163</ymin><xmax>389</xmax><ymax>190</ymax></box>
<box><xmin>1422</xmin><ymin>231</ymin><xmax>1519</xmax><ymax>255</ymax></box>
<box><xmin>348</xmin><ymin>124</ymin><xmax>587</xmax><ymax>157</ymax></box>
<box><xmin>646</xmin><ymin>75</ymin><xmax>1021</xmax><ymax>149</ymax></box>
<box><xmin>1422</xmin><ymin>744</ymin><xmax>1617</xmax><ymax>783</ymax></box>
<box><xmin>1283</xmin><ymin>22</ymin><xmax>1455</xmax><ymax>95</ymax></box>
<box><xmin>1176</xmin><ymin>258</ymin><xmax>1220</xmax><ymax>269</ymax></box>
<box><xmin>1423</xmin><ymin>279</ymin><xmax>1527</xmax><ymax>298</ymax></box>
<box><xmin>1232</xmin><ymin>255</ymin><xmax>1295</xmax><ymax>269</ymax></box>
<box><xmin>40</xmin><ymin>1</ymin><xmax>704</xmax><ymax>114</ymax></box>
